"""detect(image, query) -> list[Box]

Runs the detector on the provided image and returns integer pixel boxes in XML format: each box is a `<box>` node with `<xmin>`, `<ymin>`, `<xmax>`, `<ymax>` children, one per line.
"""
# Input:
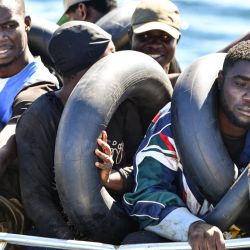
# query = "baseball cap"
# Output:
<box><xmin>49</xmin><ymin>21</ymin><xmax>111</xmax><ymax>75</ymax></box>
<box><xmin>57</xmin><ymin>0</ymin><xmax>92</xmax><ymax>25</ymax></box>
<box><xmin>131</xmin><ymin>0</ymin><xmax>181</xmax><ymax>39</ymax></box>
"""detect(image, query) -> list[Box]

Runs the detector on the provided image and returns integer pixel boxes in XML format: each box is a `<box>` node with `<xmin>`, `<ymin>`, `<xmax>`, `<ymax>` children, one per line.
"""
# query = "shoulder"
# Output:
<box><xmin>15</xmin><ymin>81</ymin><xmax>58</xmax><ymax>105</ymax></box>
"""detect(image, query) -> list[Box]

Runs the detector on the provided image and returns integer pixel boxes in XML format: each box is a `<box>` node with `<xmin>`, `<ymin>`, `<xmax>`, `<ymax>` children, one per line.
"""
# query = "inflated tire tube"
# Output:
<box><xmin>96</xmin><ymin>2</ymin><xmax>137</xmax><ymax>50</ymax></box>
<box><xmin>28</xmin><ymin>17</ymin><xmax>58</xmax><ymax>68</ymax></box>
<box><xmin>172</xmin><ymin>53</ymin><xmax>236</xmax><ymax>204</ymax></box>
<box><xmin>204</xmin><ymin>167</ymin><xmax>249</xmax><ymax>231</ymax></box>
<box><xmin>54</xmin><ymin>50</ymin><xmax>173</xmax><ymax>244</ymax></box>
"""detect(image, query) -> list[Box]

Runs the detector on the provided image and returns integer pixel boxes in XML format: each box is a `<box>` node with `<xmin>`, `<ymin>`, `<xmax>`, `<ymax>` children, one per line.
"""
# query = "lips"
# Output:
<box><xmin>237</xmin><ymin>107</ymin><xmax>250</xmax><ymax>117</ymax></box>
<box><xmin>0</xmin><ymin>46</ymin><xmax>12</xmax><ymax>58</ymax></box>
<box><xmin>148</xmin><ymin>54</ymin><xmax>163</xmax><ymax>60</ymax></box>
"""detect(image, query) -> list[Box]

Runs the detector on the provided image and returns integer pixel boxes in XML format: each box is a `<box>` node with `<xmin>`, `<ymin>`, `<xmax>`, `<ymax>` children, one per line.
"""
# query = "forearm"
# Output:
<box><xmin>102</xmin><ymin>169</ymin><xmax>124</xmax><ymax>192</ymax></box>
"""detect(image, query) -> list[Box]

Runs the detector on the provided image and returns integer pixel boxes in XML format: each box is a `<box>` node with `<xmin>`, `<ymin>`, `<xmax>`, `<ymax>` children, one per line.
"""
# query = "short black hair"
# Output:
<box><xmin>66</xmin><ymin>0</ymin><xmax>117</xmax><ymax>15</ymax></box>
<box><xmin>223</xmin><ymin>40</ymin><xmax>250</xmax><ymax>73</ymax></box>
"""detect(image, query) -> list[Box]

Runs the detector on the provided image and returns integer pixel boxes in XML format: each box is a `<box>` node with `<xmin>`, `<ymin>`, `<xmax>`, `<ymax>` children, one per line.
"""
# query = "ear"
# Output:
<box><xmin>78</xmin><ymin>3</ymin><xmax>88</xmax><ymax>20</ymax></box>
<box><xmin>24</xmin><ymin>16</ymin><xmax>31</xmax><ymax>32</ymax></box>
<box><xmin>217</xmin><ymin>70</ymin><xmax>224</xmax><ymax>90</ymax></box>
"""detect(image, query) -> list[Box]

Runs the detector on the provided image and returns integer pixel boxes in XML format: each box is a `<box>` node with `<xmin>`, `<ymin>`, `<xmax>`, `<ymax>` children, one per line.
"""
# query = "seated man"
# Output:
<box><xmin>123</xmin><ymin>41</ymin><xmax>250</xmax><ymax>249</ymax></box>
<box><xmin>0</xmin><ymin>0</ymin><xmax>58</xmax><ymax>234</ymax></box>
<box><xmin>129</xmin><ymin>0</ymin><xmax>182</xmax><ymax>87</ymax></box>
<box><xmin>16</xmin><ymin>21</ymin><xmax>143</xmax><ymax>239</ymax></box>
<box><xmin>58</xmin><ymin>0</ymin><xmax>117</xmax><ymax>25</ymax></box>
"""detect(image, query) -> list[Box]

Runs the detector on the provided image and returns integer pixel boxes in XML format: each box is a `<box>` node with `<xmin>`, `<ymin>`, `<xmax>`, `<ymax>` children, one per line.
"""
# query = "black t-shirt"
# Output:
<box><xmin>16</xmin><ymin>91</ymin><xmax>143</xmax><ymax>238</ymax></box>
<box><xmin>222</xmin><ymin>133</ymin><xmax>246</xmax><ymax>173</ymax></box>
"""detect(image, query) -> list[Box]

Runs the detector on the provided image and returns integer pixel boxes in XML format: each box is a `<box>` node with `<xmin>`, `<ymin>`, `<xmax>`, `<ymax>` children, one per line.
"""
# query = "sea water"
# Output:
<box><xmin>25</xmin><ymin>0</ymin><xmax>250</xmax><ymax>70</ymax></box>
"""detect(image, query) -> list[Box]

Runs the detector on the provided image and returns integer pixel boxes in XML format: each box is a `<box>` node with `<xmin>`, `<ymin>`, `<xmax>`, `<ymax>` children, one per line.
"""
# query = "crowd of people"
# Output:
<box><xmin>0</xmin><ymin>0</ymin><xmax>250</xmax><ymax>249</ymax></box>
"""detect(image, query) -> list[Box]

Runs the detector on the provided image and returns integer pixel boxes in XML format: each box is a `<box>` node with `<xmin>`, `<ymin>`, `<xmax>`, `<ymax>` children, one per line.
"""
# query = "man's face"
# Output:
<box><xmin>219</xmin><ymin>60</ymin><xmax>250</xmax><ymax>129</ymax></box>
<box><xmin>0</xmin><ymin>4</ymin><xmax>28</xmax><ymax>67</ymax></box>
<box><xmin>130</xmin><ymin>29</ymin><xmax>178</xmax><ymax>71</ymax></box>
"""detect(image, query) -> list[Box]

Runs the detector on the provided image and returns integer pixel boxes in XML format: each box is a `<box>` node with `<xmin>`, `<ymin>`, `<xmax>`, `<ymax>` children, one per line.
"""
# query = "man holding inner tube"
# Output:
<box><xmin>123</xmin><ymin>41</ymin><xmax>250</xmax><ymax>249</ymax></box>
<box><xmin>57</xmin><ymin>0</ymin><xmax>117</xmax><ymax>25</ymax></box>
<box><xmin>128</xmin><ymin>0</ymin><xmax>182</xmax><ymax>87</ymax></box>
<box><xmin>0</xmin><ymin>0</ymin><xmax>58</xmax><ymax>234</ymax></box>
<box><xmin>16</xmin><ymin>21</ymin><xmax>143</xmax><ymax>239</ymax></box>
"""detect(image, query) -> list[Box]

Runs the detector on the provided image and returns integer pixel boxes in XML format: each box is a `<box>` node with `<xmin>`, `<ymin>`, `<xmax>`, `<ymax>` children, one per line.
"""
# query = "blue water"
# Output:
<box><xmin>25</xmin><ymin>0</ymin><xmax>250</xmax><ymax>69</ymax></box>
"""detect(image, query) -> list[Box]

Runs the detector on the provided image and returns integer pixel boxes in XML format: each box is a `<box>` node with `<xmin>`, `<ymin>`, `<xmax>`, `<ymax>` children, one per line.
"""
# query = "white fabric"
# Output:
<box><xmin>145</xmin><ymin>207</ymin><xmax>203</xmax><ymax>241</ymax></box>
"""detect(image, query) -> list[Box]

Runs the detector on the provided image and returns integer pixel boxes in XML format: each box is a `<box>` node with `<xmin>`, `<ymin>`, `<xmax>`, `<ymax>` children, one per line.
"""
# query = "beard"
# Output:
<box><xmin>220</xmin><ymin>92</ymin><xmax>250</xmax><ymax>129</ymax></box>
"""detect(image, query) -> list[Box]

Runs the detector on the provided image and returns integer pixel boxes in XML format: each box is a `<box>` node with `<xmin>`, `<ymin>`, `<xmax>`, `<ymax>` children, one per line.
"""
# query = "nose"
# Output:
<box><xmin>0</xmin><ymin>30</ymin><xmax>8</xmax><ymax>42</ymax></box>
<box><xmin>243</xmin><ymin>88</ymin><xmax>250</xmax><ymax>103</ymax></box>
<box><xmin>146</xmin><ymin>39</ymin><xmax>164</xmax><ymax>49</ymax></box>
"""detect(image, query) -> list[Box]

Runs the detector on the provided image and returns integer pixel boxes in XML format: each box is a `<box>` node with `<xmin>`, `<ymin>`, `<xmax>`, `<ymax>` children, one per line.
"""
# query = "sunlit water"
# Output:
<box><xmin>25</xmin><ymin>0</ymin><xmax>250</xmax><ymax>70</ymax></box>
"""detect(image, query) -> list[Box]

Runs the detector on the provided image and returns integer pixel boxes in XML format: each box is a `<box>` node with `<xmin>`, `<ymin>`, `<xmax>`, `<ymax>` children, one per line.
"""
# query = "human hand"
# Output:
<box><xmin>188</xmin><ymin>221</ymin><xmax>225</xmax><ymax>250</ymax></box>
<box><xmin>95</xmin><ymin>130</ymin><xmax>114</xmax><ymax>184</ymax></box>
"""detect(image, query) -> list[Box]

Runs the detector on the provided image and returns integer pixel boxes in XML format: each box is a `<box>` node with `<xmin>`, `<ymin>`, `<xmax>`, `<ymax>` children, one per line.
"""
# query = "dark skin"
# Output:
<box><xmin>0</xmin><ymin>0</ymin><xmax>32</xmax><ymax>77</ymax></box>
<box><xmin>188</xmin><ymin>60</ymin><xmax>250</xmax><ymax>250</ymax></box>
<box><xmin>0</xmin><ymin>0</ymin><xmax>33</xmax><ymax>176</ymax></box>
<box><xmin>66</xmin><ymin>3</ymin><xmax>103</xmax><ymax>23</ymax></box>
<box><xmin>129</xmin><ymin>28</ymin><xmax>180</xmax><ymax>86</ymax></box>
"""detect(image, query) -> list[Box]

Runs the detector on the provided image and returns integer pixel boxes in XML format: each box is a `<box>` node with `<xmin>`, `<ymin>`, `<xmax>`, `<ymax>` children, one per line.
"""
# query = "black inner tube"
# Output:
<box><xmin>172</xmin><ymin>53</ymin><xmax>249</xmax><ymax>230</ymax></box>
<box><xmin>28</xmin><ymin>17</ymin><xmax>58</xmax><ymax>69</ymax></box>
<box><xmin>54</xmin><ymin>50</ymin><xmax>173</xmax><ymax>244</ymax></box>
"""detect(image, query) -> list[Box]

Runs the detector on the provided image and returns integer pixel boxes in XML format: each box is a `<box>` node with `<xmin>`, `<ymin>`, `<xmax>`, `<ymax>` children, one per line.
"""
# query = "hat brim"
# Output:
<box><xmin>133</xmin><ymin>22</ymin><xmax>180</xmax><ymax>39</ymax></box>
<box><xmin>57</xmin><ymin>14</ymin><xmax>69</xmax><ymax>26</ymax></box>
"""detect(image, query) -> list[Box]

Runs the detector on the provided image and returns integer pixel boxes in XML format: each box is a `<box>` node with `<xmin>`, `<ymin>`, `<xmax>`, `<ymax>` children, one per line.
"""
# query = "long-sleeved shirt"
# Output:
<box><xmin>123</xmin><ymin>103</ymin><xmax>250</xmax><ymax>241</ymax></box>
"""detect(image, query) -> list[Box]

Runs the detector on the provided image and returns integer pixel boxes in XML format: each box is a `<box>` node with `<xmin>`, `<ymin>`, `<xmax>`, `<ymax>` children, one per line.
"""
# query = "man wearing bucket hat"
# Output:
<box><xmin>16</xmin><ymin>21</ymin><xmax>143</xmax><ymax>239</ymax></box>
<box><xmin>58</xmin><ymin>0</ymin><xmax>117</xmax><ymax>25</ymax></box>
<box><xmin>129</xmin><ymin>0</ymin><xmax>182</xmax><ymax>87</ymax></box>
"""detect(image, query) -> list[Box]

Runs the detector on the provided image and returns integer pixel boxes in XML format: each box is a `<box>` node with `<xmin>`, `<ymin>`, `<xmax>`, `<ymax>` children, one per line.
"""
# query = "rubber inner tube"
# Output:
<box><xmin>171</xmin><ymin>52</ymin><xmax>249</xmax><ymax>230</ymax></box>
<box><xmin>54</xmin><ymin>50</ymin><xmax>173</xmax><ymax>244</ymax></box>
<box><xmin>205</xmin><ymin>167</ymin><xmax>249</xmax><ymax>231</ymax></box>
<box><xmin>171</xmin><ymin>53</ymin><xmax>236</xmax><ymax>205</ymax></box>
<box><xmin>28</xmin><ymin>17</ymin><xmax>58</xmax><ymax>69</ymax></box>
<box><xmin>96</xmin><ymin>2</ymin><xmax>137</xmax><ymax>51</ymax></box>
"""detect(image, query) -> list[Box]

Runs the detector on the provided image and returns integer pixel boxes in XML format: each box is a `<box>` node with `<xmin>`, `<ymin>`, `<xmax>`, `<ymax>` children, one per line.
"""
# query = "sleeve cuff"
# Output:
<box><xmin>145</xmin><ymin>207</ymin><xmax>203</xmax><ymax>241</ymax></box>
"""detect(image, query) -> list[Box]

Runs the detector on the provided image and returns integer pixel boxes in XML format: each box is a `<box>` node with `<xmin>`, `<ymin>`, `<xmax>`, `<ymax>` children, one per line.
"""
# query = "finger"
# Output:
<box><xmin>206</xmin><ymin>238</ymin><xmax>216</xmax><ymax>250</ymax></box>
<box><xmin>101</xmin><ymin>130</ymin><xmax>108</xmax><ymax>143</ymax></box>
<box><xmin>95</xmin><ymin>161</ymin><xmax>112</xmax><ymax>170</ymax></box>
<box><xmin>215</xmin><ymin>232</ymin><xmax>226</xmax><ymax>250</ymax></box>
<box><xmin>97</xmin><ymin>138</ymin><xmax>111</xmax><ymax>155</ymax></box>
<box><xmin>95</xmin><ymin>149</ymin><xmax>113</xmax><ymax>164</ymax></box>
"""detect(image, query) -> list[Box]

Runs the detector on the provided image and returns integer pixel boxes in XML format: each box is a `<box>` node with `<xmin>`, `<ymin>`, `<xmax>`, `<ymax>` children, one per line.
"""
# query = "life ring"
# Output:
<box><xmin>171</xmin><ymin>53</ymin><xmax>249</xmax><ymax>230</ymax></box>
<box><xmin>28</xmin><ymin>17</ymin><xmax>58</xmax><ymax>68</ymax></box>
<box><xmin>54</xmin><ymin>50</ymin><xmax>173</xmax><ymax>244</ymax></box>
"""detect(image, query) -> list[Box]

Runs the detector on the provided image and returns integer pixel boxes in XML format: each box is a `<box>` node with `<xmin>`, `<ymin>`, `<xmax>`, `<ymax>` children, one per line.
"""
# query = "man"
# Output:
<box><xmin>0</xmin><ymin>0</ymin><xmax>58</xmax><ymax>234</ymax></box>
<box><xmin>16</xmin><ymin>21</ymin><xmax>143</xmax><ymax>239</ymax></box>
<box><xmin>129</xmin><ymin>0</ymin><xmax>182</xmax><ymax>87</ymax></box>
<box><xmin>123</xmin><ymin>41</ymin><xmax>250</xmax><ymax>249</ymax></box>
<box><xmin>57</xmin><ymin>0</ymin><xmax>117</xmax><ymax>25</ymax></box>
